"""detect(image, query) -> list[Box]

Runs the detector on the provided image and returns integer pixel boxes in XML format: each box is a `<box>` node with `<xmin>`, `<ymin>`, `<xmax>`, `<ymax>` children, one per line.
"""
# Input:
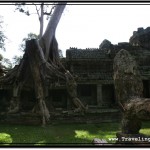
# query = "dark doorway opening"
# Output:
<box><xmin>77</xmin><ymin>84</ymin><xmax>97</xmax><ymax>105</ymax></box>
<box><xmin>102</xmin><ymin>84</ymin><xmax>115</xmax><ymax>106</ymax></box>
<box><xmin>51</xmin><ymin>89</ymin><xmax>67</xmax><ymax>108</ymax></box>
<box><xmin>143</xmin><ymin>80</ymin><xmax>150</xmax><ymax>98</ymax></box>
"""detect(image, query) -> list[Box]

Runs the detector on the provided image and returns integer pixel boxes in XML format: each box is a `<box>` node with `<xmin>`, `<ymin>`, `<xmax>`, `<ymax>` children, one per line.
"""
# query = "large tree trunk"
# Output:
<box><xmin>26</xmin><ymin>39</ymin><xmax>50</xmax><ymax>126</ymax></box>
<box><xmin>39</xmin><ymin>2</ymin><xmax>67</xmax><ymax>60</ymax></box>
<box><xmin>0</xmin><ymin>2</ymin><xmax>87</xmax><ymax>126</ymax></box>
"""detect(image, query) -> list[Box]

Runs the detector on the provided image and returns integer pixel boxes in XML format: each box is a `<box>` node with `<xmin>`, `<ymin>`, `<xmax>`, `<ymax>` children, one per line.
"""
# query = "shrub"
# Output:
<box><xmin>0</xmin><ymin>133</ymin><xmax>12</xmax><ymax>145</ymax></box>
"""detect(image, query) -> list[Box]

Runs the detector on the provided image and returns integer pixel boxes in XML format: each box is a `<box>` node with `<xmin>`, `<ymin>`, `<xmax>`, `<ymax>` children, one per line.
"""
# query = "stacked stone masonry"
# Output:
<box><xmin>0</xmin><ymin>27</ymin><xmax>150</xmax><ymax>123</ymax></box>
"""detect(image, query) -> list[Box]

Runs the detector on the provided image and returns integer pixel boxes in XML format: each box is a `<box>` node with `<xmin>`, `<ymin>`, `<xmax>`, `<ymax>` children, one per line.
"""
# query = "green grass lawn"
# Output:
<box><xmin>0</xmin><ymin>121</ymin><xmax>150</xmax><ymax>146</ymax></box>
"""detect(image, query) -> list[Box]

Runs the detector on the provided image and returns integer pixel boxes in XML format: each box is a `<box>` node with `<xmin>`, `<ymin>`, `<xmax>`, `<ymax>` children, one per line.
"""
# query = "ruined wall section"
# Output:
<box><xmin>66</xmin><ymin>48</ymin><xmax>114</xmax><ymax>82</ymax></box>
<box><xmin>129</xmin><ymin>27</ymin><xmax>150</xmax><ymax>49</ymax></box>
<box><xmin>66</xmin><ymin>34</ymin><xmax>150</xmax><ymax>81</ymax></box>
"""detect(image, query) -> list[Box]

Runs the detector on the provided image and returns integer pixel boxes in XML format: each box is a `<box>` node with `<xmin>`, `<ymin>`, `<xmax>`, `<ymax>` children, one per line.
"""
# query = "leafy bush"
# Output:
<box><xmin>0</xmin><ymin>133</ymin><xmax>12</xmax><ymax>145</ymax></box>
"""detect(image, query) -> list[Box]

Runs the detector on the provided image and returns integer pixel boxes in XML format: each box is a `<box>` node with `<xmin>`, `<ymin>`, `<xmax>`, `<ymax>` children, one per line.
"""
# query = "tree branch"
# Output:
<box><xmin>39</xmin><ymin>3</ymin><xmax>44</xmax><ymax>38</ymax></box>
<box><xmin>43</xmin><ymin>5</ymin><xmax>56</xmax><ymax>16</ymax></box>
<box><xmin>40</xmin><ymin>2</ymin><xmax>67</xmax><ymax>61</ymax></box>
<box><xmin>34</xmin><ymin>4</ymin><xmax>40</xmax><ymax>21</ymax></box>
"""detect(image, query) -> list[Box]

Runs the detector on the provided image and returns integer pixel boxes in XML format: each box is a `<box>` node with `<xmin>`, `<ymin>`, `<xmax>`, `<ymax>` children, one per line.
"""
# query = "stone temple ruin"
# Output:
<box><xmin>0</xmin><ymin>27</ymin><xmax>150</xmax><ymax>124</ymax></box>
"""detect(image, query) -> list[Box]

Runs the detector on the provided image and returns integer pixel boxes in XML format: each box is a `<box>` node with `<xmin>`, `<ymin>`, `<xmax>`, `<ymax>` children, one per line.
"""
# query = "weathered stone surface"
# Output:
<box><xmin>119</xmin><ymin>98</ymin><xmax>150</xmax><ymax>134</ymax></box>
<box><xmin>99</xmin><ymin>39</ymin><xmax>113</xmax><ymax>50</ymax></box>
<box><xmin>113</xmin><ymin>49</ymin><xmax>143</xmax><ymax>107</ymax></box>
<box><xmin>66</xmin><ymin>49</ymin><xmax>107</xmax><ymax>59</ymax></box>
<box><xmin>125</xmin><ymin>98</ymin><xmax>150</xmax><ymax>121</ymax></box>
<box><xmin>130</xmin><ymin>27</ymin><xmax>150</xmax><ymax>49</ymax></box>
<box><xmin>113</xmin><ymin>49</ymin><xmax>150</xmax><ymax>142</ymax></box>
<box><xmin>1</xmin><ymin>26</ymin><xmax>150</xmax><ymax>126</ymax></box>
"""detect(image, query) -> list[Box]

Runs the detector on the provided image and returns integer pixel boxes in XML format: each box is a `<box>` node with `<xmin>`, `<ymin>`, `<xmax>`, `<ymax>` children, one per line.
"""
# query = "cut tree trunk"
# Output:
<box><xmin>0</xmin><ymin>2</ymin><xmax>87</xmax><ymax>126</ymax></box>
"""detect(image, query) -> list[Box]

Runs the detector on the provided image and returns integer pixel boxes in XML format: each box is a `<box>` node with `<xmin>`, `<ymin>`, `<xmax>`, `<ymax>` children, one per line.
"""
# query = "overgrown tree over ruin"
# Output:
<box><xmin>0</xmin><ymin>2</ymin><xmax>87</xmax><ymax>126</ymax></box>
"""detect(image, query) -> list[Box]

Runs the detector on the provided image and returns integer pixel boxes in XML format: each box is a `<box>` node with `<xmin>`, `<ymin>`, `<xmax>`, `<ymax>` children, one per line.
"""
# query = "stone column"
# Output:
<box><xmin>67</xmin><ymin>96</ymin><xmax>71</xmax><ymax>110</ymax></box>
<box><xmin>97</xmin><ymin>84</ymin><xmax>103</xmax><ymax>106</ymax></box>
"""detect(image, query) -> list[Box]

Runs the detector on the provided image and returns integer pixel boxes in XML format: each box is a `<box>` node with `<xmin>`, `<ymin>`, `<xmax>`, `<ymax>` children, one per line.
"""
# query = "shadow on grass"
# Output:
<box><xmin>0</xmin><ymin>121</ymin><xmax>149</xmax><ymax>146</ymax></box>
<box><xmin>0</xmin><ymin>123</ymin><xmax>92</xmax><ymax>146</ymax></box>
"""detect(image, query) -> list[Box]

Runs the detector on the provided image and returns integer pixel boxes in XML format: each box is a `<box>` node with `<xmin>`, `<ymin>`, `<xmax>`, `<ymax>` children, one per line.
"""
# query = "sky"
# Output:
<box><xmin>1</xmin><ymin>3</ymin><xmax>150</xmax><ymax>61</ymax></box>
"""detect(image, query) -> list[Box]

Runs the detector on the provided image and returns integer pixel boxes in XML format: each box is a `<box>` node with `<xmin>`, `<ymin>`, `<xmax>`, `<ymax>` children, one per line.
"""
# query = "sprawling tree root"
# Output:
<box><xmin>7</xmin><ymin>80</ymin><xmax>24</xmax><ymax>114</ymax></box>
<box><xmin>7</xmin><ymin>97</ymin><xmax>20</xmax><ymax>114</ymax></box>
<box><xmin>26</xmin><ymin>39</ymin><xmax>51</xmax><ymax>126</ymax></box>
<box><xmin>0</xmin><ymin>3</ymin><xmax>87</xmax><ymax>126</ymax></box>
<box><xmin>0</xmin><ymin>38</ymin><xmax>87</xmax><ymax>126</ymax></box>
<box><xmin>65</xmin><ymin>70</ymin><xmax>88</xmax><ymax>112</ymax></box>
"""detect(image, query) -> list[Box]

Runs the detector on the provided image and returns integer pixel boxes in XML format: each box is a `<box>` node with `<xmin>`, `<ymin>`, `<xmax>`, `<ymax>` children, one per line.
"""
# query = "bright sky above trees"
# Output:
<box><xmin>1</xmin><ymin>3</ymin><xmax>150</xmax><ymax>60</ymax></box>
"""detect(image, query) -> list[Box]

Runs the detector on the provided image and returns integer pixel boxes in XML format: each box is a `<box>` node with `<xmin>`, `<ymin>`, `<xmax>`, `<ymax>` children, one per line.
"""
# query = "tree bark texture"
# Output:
<box><xmin>65</xmin><ymin>71</ymin><xmax>88</xmax><ymax>112</ymax></box>
<box><xmin>40</xmin><ymin>2</ymin><xmax>67</xmax><ymax>61</ymax></box>
<box><xmin>0</xmin><ymin>3</ymin><xmax>87</xmax><ymax>125</ymax></box>
<box><xmin>26</xmin><ymin>40</ymin><xmax>50</xmax><ymax>126</ymax></box>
